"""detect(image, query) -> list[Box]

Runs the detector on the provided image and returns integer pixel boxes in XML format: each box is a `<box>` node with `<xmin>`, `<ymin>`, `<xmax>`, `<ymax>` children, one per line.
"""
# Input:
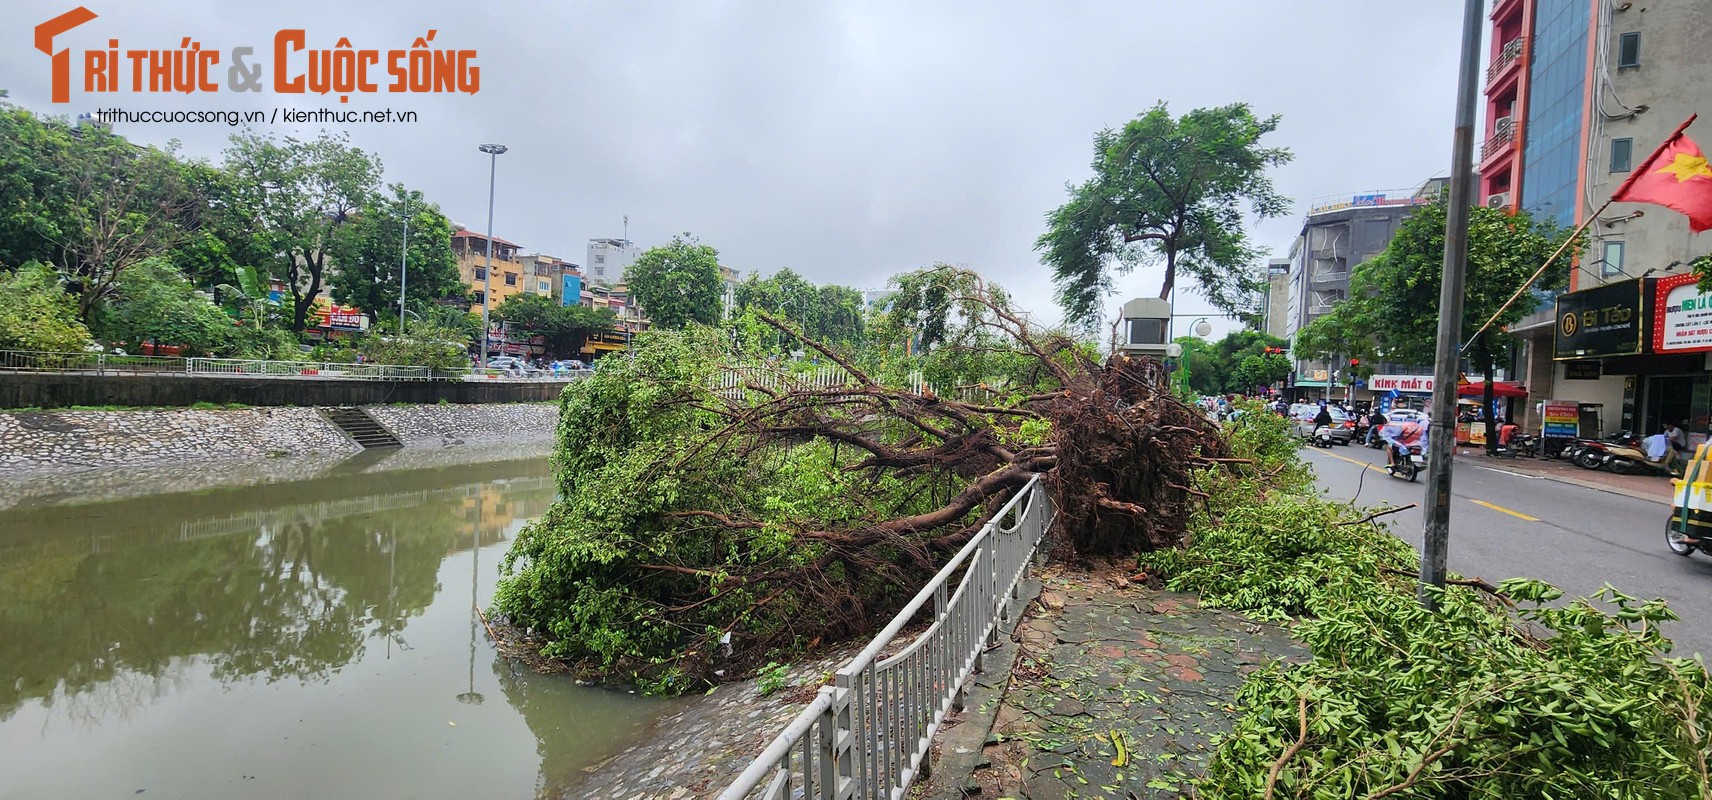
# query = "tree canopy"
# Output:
<box><xmin>224</xmin><ymin>131</ymin><xmax>382</xmax><ymax>331</ymax></box>
<box><xmin>732</xmin><ymin>267</ymin><xmax>867</xmax><ymax>351</ymax></box>
<box><xmin>1036</xmin><ymin>102</ymin><xmax>1293</xmax><ymax>328</ymax></box>
<box><xmin>328</xmin><ymin>184</ymin><xmax>461</xmax><ymax>329</ymax></box>
<box><xmin>0</xmin><ymin>261</ymin><xmax>91</xmax><ymax>352</ymax></box>
<box><xmin>1176</xmin><ymin>329</ymin><xmax>1291</xmax><ymax>396</ymax></box>
<box><xmin>627</xmin><ymin>234</ymin><xmax>724</xmax><ymax>330</ymax></box>
<box><xmin>492</xmin><ymin>292</ymin><xmax>617</xmax><ymax>357</ymax></box>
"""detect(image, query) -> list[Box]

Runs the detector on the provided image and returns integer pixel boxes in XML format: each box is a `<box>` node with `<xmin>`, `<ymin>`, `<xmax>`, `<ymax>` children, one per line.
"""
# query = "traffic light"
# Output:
<box><xmin>1349</xmin><ymin>358</ymin><xmax>1361</xmax><ymax>368</ymax></box>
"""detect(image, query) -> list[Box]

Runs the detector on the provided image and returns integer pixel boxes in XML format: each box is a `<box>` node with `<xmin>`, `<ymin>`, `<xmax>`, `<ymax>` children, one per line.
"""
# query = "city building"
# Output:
<box><xmin>518</xmin><ymin>253</ymin><xmax>582</xmax><ymax>306</ymax></box>
<box><xmin>1279</xmin><ymin>181</ymin><xmax>1447</xmax><ymax>401</ymax></box>
<box><xmin>1261</xmin><ymin>258</ymin><xmax>1291</xmax><ymax>340</ymax></box>
<box><xmin>1485</xmin><ymin>0</ymin><xmax>1712</xmax><ymax>443</ymax></box>
<box><xmin>451</xmin><ymin>227</ymin><xmax>545</xmax><ymax>308</ymax></box>
<box><xmin>586</xmin><ymin>238</ymin><xmax>640</xmax><ymax>285</ymax></box>
<box><xmin>720</xmin><ymin>265</ymin><xmax>741</xmax><ymax>318</ymax></box>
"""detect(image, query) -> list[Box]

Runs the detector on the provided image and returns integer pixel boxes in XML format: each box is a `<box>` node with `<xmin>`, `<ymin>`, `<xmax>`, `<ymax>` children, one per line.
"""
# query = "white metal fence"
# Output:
<box><xmin>711</xmin><ymin>364</ymin><xmax>1001</xmax><ymax>404</ymax></box>
<box><xmin>717</xmin><ymin>473</ymin><xmax>1054</xmax><ymax>800</ymax></box>
<box><xmin>0</xmin><ymin>350</ymin><xmax>576</xmax><ymax>382</ymax></box>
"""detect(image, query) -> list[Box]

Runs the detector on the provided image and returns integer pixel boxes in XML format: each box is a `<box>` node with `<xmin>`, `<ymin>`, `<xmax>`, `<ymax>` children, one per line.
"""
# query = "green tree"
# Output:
<box><xmin>492</xmin><ymin>292</ymin><xmax>616</xmax><ymax>357</ymax></box>
<box><xmin>731</xmin><ymin>268</ymin><xmax>867</xmax><ymax>351</ymax></box>
<box><xmin>224</xmin><ymin>131</ymin><xmax>382</xmax><ymax>331</ymax></box>
<box><xmin>95</xmin><ymin>257</ymin><xmax>235</xmax><ymax>355</ymax></box>
<box><xmin>0</xmin><ymin>102</ymin><xmax>72</xmax><ymax>270</ymax></box>
<box><xmin>0</xmin><ymin>261</ymin><xmax>91</xmax><ymax>352</ymax></box>
<box><xmin>1036</xmin><ymin>102</ymin><xmax>1293</xmax><ymax>327</ymax></box>
<box><xmin>328</xmin><ymin>184</ymin><xmax>460</xmax><ymax>328</ymax></box>
<box><xmin>1346</xmin><ymin>201</ymin><xmax>1582</xmax><ymax>449</ymax></box>
<box><xmin>627</xmin><ymin>234</ymin><xmax>724</xmax><ymax>329</ymax></box>
<box><xmin>1176</xmin><ymin>329</ymin><xmax>1290</xmax><ymax>395</ymax></box>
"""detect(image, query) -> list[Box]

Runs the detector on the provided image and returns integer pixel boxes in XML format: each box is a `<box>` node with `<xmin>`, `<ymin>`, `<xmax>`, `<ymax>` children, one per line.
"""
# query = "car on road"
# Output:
<box><xmin>485</xmin><ymin>356</ymin><xmax>540</xmax><ymax>376</ymax></box>
<box><xmin>1290</xmin><ymin>404</ymin><xmax>1356</xmax><ymax>445</ymax></box>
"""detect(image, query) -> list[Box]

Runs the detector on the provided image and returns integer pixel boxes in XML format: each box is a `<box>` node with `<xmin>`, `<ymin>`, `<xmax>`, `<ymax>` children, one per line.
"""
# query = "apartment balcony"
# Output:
<box><xmin>1485</xmin><ymin>37</ymin><xmax>1525</xmax><ymax>91</ymax></box>
<box><xmin>1480</xmin><ymin>118</ymin><xmax>1517</xmax><ymax>163</ymax></box>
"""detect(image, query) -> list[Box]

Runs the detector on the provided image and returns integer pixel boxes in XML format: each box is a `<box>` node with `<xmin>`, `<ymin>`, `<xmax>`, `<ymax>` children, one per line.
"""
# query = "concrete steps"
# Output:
<box><xmin>322</xmin><ymin>406</ymin><xmax>402</xmax><ymax>449</ymax></box>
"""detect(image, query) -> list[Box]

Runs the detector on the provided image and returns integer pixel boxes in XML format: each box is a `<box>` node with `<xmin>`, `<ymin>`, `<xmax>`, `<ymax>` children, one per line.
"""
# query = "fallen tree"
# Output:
<box><xmin>494</xmin><ymin>266</ymin><xmax>1228</xmax><ymax>690</ymax></box>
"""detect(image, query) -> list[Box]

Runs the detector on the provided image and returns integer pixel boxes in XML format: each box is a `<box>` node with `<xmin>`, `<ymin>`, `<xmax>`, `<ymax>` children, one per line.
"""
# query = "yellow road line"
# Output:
<box><xmin>1312</xmin><ymin>448</ymin><xmax>1377</xmax><ymax>469</ymax></box>
<box><xmin>1469</xmin><ymin>499</ymin><xmax>1539</xmax><ymax>522</ymax></box>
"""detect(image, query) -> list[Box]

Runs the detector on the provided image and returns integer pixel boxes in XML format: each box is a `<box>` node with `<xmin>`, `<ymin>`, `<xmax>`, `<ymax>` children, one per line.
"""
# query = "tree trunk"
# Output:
<box><xmin>1157</xmin><ymin>248</ymin><xmax>1177</xmax><ymax>301</ymax></box>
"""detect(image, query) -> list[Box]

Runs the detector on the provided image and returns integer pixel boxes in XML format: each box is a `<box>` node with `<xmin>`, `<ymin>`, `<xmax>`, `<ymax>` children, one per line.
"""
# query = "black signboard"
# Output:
<box><xmin>1563</xmin><ymin>360</ymin><xmax>1602</xmax><ymax>380</ymax></box>
<box><xmin>1554</xmin><ymin>279</ymin><xmax>1644</xmax><ymax>360</ymax></box>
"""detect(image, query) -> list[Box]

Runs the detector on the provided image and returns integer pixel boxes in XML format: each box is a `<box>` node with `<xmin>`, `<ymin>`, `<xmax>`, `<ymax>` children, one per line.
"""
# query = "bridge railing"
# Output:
<box><xmin>0</xmin><ymin>350</ymin><xmax>580</xmax><ymax>382</ymax></box>
<box><xmin>716</xmin><ymin>473</ymin><xmax>1054</xmax><ymax>800</ymax></box>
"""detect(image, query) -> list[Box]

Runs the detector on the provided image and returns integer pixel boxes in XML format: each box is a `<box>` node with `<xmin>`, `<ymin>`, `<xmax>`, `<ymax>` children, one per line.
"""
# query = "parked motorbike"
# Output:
<box><xmin>1601</xmin><ymin>443</ymin><xmax>1680</xmax><ymax>477</ymax></box>
<box><xmin>1668</xmin><ymin>444</ymin><xmax>1710</xmax><ymax>556</ymax></box>
<box><xmin>1564</xmin><ymin>431</ymin><xmax>1637</xmax><ymax>469</ymax></box>
<box><xmin>1386</xmin><ymin>443</ymin><xmax>1426</xmax><ymax>482</ymax></box>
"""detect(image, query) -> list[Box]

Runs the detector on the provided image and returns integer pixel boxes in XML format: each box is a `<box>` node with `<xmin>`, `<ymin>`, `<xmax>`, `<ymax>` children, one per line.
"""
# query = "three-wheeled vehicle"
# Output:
<box><xmin>1667</xmin><ymin>443</ymin><xmax>1712</xmax><ymax>556</ymax></box>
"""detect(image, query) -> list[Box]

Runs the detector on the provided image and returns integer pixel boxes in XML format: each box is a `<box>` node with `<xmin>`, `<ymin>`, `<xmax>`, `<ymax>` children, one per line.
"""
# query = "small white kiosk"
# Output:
<box><xmin>1117</xmin><ymin>297</ymin><xmax>1176</xmax><ymax>359</ymax></box>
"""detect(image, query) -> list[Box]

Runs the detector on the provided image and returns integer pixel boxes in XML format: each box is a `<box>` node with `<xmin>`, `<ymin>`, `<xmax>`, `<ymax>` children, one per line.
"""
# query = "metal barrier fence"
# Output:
<box><xmin>712</xmin><ymin>364</ymin><xmax>1001</xmax><ymax>405</ymax></box>
<box><xmin>0</xmin><ymin>350</ymin><xmax>577</xmax><ymax>382</ymax></box>
<box><xmin>717</xmin><ymin>474</ymin><xmax>1054</xmax><ymax>800</ymax></box>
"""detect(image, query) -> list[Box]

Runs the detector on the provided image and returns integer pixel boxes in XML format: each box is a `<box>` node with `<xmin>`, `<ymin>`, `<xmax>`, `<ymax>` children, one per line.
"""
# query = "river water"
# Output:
<box><xmin>0</xmin><ymin>453</ymin><xmax>666</xmax><ymax>800</ymax></box>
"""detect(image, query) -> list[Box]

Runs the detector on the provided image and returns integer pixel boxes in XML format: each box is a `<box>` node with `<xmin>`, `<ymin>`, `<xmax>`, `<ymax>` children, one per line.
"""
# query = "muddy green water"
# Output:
<box><xmin>0</xmin><ymin>456</ymin><xmax>664</xmax><ymax>800</ymax></box>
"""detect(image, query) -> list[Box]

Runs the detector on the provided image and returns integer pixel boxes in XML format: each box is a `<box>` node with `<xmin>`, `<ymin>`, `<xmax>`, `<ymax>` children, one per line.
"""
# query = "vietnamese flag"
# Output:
<box><xmin>1612</xmin><ymin>114</ymin><xmax>1712</xmax><ymax>232</ymax></box>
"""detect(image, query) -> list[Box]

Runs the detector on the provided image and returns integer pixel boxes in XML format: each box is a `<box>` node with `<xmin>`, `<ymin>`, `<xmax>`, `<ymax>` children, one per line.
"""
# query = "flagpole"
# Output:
<box><xmin>1460</xmin><ymin>200</ymin><xmax>1609</xmax><ymax>351</ymax></box>
<box><xmin>1462</xmin><ymin>113</ymin><xmax>1699</xmax><ymax>351</ymax></box>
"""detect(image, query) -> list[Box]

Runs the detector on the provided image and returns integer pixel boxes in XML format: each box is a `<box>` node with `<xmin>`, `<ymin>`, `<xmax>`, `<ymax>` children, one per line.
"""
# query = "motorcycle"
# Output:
<box><xmin>1312</xmin><ymin>425</ymin><xmax>1337</xmax><ymax>448</ymax></box>
<box><xmin>1602</xmin><ymin>442</ymin><xmax>1681</xmax><ymax>477</ymax></box>
<box><xmin>1386</xmin><ymin>442</ymin><xmax>1427</xmax><ymax>482</ymax></box>
<box><xmin>1563</xmin><ymin>431</ymin><xmax>1637</xmax><ymax>469</ymax></box>
<box><xmin>1667</xmin><ymin>444</ymin><xmax>1710</xmax><ymax>556</ymax></box>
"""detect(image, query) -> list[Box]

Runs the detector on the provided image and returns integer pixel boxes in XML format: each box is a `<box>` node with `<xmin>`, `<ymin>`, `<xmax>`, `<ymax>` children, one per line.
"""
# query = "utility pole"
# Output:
<box><xmin>1420</xmin><ymin>0</ymin><xmax>1485</xmax><ymax>611</ymax></box>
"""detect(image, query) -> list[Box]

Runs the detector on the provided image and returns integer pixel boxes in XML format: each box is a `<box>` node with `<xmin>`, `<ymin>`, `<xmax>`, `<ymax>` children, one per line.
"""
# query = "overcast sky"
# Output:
<box><xmin>2</xmin><ymin>1</ymin><xmax>1475</xmax><ymax>337</ymax></box>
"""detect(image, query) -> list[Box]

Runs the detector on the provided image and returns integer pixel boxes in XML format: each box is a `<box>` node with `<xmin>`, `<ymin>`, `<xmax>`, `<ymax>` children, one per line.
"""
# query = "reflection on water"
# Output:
<box><xmin>0</xmin><ymin>456</ymin><xmax>663</xmax><ymax>800</ymax></box>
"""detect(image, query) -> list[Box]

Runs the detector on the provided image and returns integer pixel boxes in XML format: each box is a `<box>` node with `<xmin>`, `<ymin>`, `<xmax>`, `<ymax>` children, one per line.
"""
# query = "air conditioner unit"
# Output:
<box><xmin>1487</xmin><ymin>192</ymin><xmax>1511</xmax><ymax>208</ymax></box>
<box><xmin>1495</xmin><ymin>116</ymin><xmax>1514</xmax><ymax>135</ymax></box>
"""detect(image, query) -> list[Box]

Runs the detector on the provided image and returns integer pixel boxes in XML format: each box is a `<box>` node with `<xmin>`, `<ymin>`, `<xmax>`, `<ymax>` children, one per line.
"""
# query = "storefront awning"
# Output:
<box><xmin>1457</xmin><ymin>381</ymin><xmax>1528</xmax><ymax>398</ymax></box>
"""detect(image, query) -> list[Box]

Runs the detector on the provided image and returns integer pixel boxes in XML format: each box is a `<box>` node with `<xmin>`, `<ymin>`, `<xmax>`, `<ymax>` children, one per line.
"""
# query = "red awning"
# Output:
<box><xmin>1457</xmin><ymin>381</ymin><xmax>1528</xmax><ymax>398</ymax></box>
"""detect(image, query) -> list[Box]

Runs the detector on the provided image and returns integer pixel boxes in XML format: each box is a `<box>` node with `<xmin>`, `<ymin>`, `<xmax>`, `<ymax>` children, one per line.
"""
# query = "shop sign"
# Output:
<box><xmin>1542</xmin><ymin>400</ymin><xmax>1580</xmax><ymax>438</ymax></box>
<box><xmin>1563</xmin><ymin>360</ymin><xmax>1601</xmax><ymax>380</ymax></box>
<box><xmin>1553</xmin><ymin>279</ymin><xmax>1643</xmax><ymax>360</ymax></box>
<box><xmin>1652</xmin><ymin>272</ymin><xmax>1712</xmax><ymax>354</ymax></box>
<box><xmin>1367</xmin><ymin>374</ymin><xmax>1434</xmax><ymax>393</ymax></box>
<box><xmin>315</xmin><ymin>301</ymin><xmax>369</xmax><ymax>331</ymax></box>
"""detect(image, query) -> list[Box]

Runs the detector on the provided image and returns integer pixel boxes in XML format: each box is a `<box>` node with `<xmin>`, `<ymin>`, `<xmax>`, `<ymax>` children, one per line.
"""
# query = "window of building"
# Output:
<box><xmin>594</xmin><ymin>254</ymin><xmax>606</xmax><ymax>263</ymax></box>
<box><xmin>504</xmin><ymin>273</ymin><xmax>517</xmax><ymax>286</ymax></box>
<box><xmin>538</xmin><ymin>280</ymin><xmax>550</xmax><ymax>292</ymax></box>
<box><xmin>1126</xmin><ymin>319</ymin><xmax>1165</xmax><ymax>345</ymax></box>
<box><xmin>472</xmin><ymin>291</ymin><xmax>485</xmax><ymax>305</ymax></box>
<box><xmin>1601</xmin><ymin>241</ymin><xmax>1624</xmax><ymax>277</ymax></box>
<box><xmin>473</xmin><ymin>267</ymin><xmax>486</xmax><ymax>280</ymax></box>
<box><xmin>1617</xmin><ymin>32</ymin><xmax>1640</xmax><ymax>68</ymax></box>
<box><xmin>1610</xmin><ymin>138</ymin><xmax>1633</xmax><ymax>172</ymax></box>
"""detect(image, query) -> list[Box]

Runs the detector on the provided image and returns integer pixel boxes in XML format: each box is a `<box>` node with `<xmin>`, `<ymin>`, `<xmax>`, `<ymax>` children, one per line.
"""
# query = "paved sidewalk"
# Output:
<box><xmin>930</xmin><ymin>570</ymin><xmax>1308</xmax><ymax>799</ymax></box>
<box><xmin>1452</xmin><ymin>447</ymin><xmax>1674</xmax><ymax>505</ymax></box>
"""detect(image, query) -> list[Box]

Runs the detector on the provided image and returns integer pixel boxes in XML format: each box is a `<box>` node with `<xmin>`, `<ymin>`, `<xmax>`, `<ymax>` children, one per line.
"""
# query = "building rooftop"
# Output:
<box><xmin>451</xmin><ymin>229</ymin><xmax>521</xmax><ymax>248</ymax></box>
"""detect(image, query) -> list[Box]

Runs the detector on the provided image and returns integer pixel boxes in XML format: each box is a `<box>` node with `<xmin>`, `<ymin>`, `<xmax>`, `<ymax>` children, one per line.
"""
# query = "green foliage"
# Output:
<box><xmin>493</xmin><ymin>291</ymin><xmax>615</xmax><ymax>356</ymax></box>
<box><xmin>493</xmin><ymin>326</ymin><xmax>963</xmax><ymax>690</ymax></box>
<box><xmin>756</xmin><ymin>662</ymin><xmax>790</xmax><ymax>697</ymax></box>
<box><xmin>1147</xmin><ymin>467</ymin><xmax>1712</xmax><ymax>796</ymax></box>
<box><xmin>328</xmin><ymin>184</ymin><xmax>461</xmax><ymax>326</ymax></box>
<box><xmin>357</xmin><ymin>324</ymin><xmax>469</xmax><ymax>370</ymax></box>
<box><xmin>1177</xmin><ymin>330</ymin><xmax>1290</xmax><ymax>396</ymax></box>
<box><xmin>225</xmin><ymin>131</ymin><xmax>382</xmax><ymax>331</ymax></box>
<box><xmin>94</xmin><ymin>258</ymin><xmax>235</xmax><ymax>355</ymax></box>
<box><xmin>0</xmin><ymin>262</ymin><xmax>91</xmax><ymax>352</ymax></box>
<box><xmin>1348</xmin><ymin>201</ymin><xmax>1580</xmax><ymax>369</ymax></box>
<box><xmin>627</xmin><ymin>234</ymin><xmax>723</xmax><ymax>329</ymax></box>
<box><xmin>1036</xmin><ymin>102</ymin><xmax>1293</xmax><ymax>327</ymax></box>
<box><xmin>732</xmin><ymin>268</ymin><xmax>867</xmax><ymax>349</ymax></box>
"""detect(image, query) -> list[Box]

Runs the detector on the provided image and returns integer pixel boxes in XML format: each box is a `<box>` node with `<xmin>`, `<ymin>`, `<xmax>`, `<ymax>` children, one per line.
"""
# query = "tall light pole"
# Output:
<box><xmin>478</xmin><ymin>144</ymin><xmax>508</xmax><ymax>368</ymax></box>
<box><xmin>1419</xmin><ymin>0</ymin><xmax>1485</xmax><ymax>611</ymax></box>
<box><xmin>398</xmin><ymin>195</ymin><xmax>409</xmax><ymax>335</ymax></box>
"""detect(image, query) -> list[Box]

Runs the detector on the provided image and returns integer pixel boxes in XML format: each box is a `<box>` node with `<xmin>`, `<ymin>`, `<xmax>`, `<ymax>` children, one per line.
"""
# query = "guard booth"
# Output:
<box><xmin>1117</xmin><ymin>298</ymin><xmax>1174</xmax><ymax>359</ymax></box>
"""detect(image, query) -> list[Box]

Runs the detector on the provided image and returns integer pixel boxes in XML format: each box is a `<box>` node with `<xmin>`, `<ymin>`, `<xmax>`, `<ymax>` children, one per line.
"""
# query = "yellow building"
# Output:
<box><xmin>452</xmin><ymin>228</ymin><xmax>548</xmax><ymax>308</ymax></box>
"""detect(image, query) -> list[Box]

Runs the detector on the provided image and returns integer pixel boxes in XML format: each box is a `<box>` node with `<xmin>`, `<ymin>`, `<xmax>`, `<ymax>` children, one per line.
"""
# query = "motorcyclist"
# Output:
<box><xmin>1313</xmin><ymin>404</ymin><xmax>1334</xmax><ymax>430</ymax></box>
<box><xmin>1367</xmin><ymin>409</ymin><xmax>1388</xmax><ymax>446</ymax></box>
<box><xmin>1379</xmin><ymin>417</ymin><xmax>1428</xmax><ymax>469</ymax></box>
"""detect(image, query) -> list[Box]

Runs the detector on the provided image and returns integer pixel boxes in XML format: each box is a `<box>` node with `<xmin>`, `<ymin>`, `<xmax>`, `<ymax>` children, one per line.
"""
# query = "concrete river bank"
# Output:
<box><xmin>0</xmin><ymin>451</ymin><xmax>668</xmax><ymax>799</ymax></box>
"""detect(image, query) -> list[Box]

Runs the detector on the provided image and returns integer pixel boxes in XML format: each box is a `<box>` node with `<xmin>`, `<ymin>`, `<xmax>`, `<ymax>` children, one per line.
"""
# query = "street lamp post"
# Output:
<box><xmin>478</xmin><ymin>144</ymin><xmax>508</xmax><ymax>369</ymax></box>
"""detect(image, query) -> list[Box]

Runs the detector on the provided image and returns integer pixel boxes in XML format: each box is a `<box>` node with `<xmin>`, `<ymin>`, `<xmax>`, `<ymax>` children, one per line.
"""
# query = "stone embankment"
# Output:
<box><xmin>0</xmin><ymin>403</ymin><xmax>560</xmax><ymax>478</ymax></box>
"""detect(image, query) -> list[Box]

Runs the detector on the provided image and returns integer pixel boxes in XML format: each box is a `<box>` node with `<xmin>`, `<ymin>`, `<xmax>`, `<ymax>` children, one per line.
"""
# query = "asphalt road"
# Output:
<box><xmin>1302</xmin><ymin>442</ymin><xmax>1712</xmax><ymax>660</ymax></box>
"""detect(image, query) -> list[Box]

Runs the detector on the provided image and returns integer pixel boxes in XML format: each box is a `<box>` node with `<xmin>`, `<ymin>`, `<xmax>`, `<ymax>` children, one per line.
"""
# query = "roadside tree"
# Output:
<box><xmin>492</xmin><ymin>292</ymin><xmax>617</xmax><ymax>357</ymax></box>
<box><xmin>328</xmin><ymin>185</ymin><xmax>461</xmax><ymax>328</ymax></box>
<box><xmin>224</xmin><ymin>131</ymin><xmax>382</xmax><ymax>332</ymax></box>
<box><xmin>1036</xmin><ymin>102</ymin><xmax>1293</xmax><ymax>327</ymax></box>
<box><xmin>627</xmin><ymin>234</ymin><xmax>724</xmax><ymax>330</ymax></box>
<box><xmin>96</xmin><ymin>258</ymin><xmax>234</xmax><ymax>355</ymax></box>
<box><xmin>1344</xmin><ymin>201</ymin><xmax>1581</xmax><ymax>449</ymax></box>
